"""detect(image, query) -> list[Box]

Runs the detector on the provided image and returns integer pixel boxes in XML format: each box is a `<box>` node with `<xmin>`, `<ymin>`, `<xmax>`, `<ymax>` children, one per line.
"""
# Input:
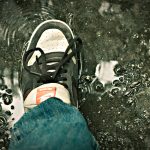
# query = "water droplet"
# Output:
<box><xmin>115</xmin><ymin>120</ymin><xmax>122</xmax><ymax>128</ymax></box>
<box><xmin>96</xmin><ymin>31</ymin><xmax>101</xmax><ymax>37</ymax></box>
<box><xmin>0</xmin><ymin>114</ymin><xmax>7</xmax><ymax>131</ymax></box>
<box><xmin>111</xmin><ymin>88</ymin><xmax>120</xmax><ymax>95</ymax></box>
<box><xmin>124</xmin><ymin>89</ymin><xmax>135</xmax><ymax>97</ymax></box>
<box><xmin>0</xmin><ymin>85</ymin><xmax>7</xmax><ymax>91</ymax></box>
<box><xmin>113</xmin><ymin>80</ymin><xmax>121</xmax><ymax>87</ymax></box>
<box><xmin>126</xmin><ymin>97</ymin><xmax>136</xmax><ymax>107</ymax></box>
<box><xmin>119</xmin><ymin>76</ymin><xmax>124</xmax><ymax>82</ymax></box>
<box><xmin>145</xmin><ymin>81</ymin><xmax>150</xmax><ymax>87</ymax></box>
<box><xmin>11</xmin><ymin>105</ymin><xmax>14</xmax><ymax>110</ymax></box>
<box><xmin>130</xmin><ymin>81</ymin><xmax>141</xmax><ymax>88</ymax></box>
<box><xmin>114</xmin><ymin>64</ymin><xmax>126</xmax><ymax>76</ymax></box>
<box><xmin>94</xmin><ymin>82</ymin><xmax>105</xmax><ymax>92</ymax></box>
<box><xmin>2</xmin><ymin>94</ymin><xmax>13</xmax><ymax>105</ymax></box>
<box><xmin>5</xmin><ymin>111</ymin><xmax>11</xmax><ymax>116</ymax></box>
<box><xmin>6</xmin><ymin>89</ymin><xmax>12</xmax><ymax>94</ymax></box>
<box><xmin>133</xmin><ymin>73</ymin><xmax>140</xmax><ymax>80</ymax></box>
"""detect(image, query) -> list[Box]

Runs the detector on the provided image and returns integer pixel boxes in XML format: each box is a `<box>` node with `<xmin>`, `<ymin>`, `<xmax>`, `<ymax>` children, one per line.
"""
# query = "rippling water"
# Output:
<box><xmin>0</xmin><ymin>0</ymin><xmax>54</xmax><ymax>69</ymax></box>
<box><xmin>0</xmin><ymin>0</ymin><xmax>150</xmax><ymax>149</ymax></box>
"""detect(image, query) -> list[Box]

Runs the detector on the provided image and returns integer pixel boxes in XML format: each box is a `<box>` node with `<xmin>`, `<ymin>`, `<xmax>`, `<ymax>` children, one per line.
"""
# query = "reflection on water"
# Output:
<box><xmin>0</xmin><ymin>0</ymin><xmax>54</xmax><ymax>69</ymax></box>
<box><xmin>0</xmin><ymin>68</ymin><xmax>24</xmax><ymax>149</ymax></box>
<box><xmin>0</xmin><ymin>0</ymin><xmax>150</xmax><ymax>149</ymax></box>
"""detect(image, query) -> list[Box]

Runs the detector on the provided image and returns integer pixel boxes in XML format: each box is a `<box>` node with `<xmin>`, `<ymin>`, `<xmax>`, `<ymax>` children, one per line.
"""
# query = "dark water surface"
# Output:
<box><xmin>0</xmin><ymin>0</ymin><xmax>150</xmax><ymax>149</ymax></box>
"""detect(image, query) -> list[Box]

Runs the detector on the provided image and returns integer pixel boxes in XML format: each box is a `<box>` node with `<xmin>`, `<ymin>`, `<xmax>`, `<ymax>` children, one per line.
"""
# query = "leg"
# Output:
<box><xmin>9</xmin><ymin>98</ymin><xmax>99</xmax><ymax>150</ymax></box>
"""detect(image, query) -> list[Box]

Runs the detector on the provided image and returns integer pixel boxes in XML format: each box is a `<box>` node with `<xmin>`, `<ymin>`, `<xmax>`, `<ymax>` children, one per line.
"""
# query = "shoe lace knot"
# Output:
<box><xmin>23</xmin><ymin>37</ymin><xmax>82</xmax><ymax>85</ymax></box>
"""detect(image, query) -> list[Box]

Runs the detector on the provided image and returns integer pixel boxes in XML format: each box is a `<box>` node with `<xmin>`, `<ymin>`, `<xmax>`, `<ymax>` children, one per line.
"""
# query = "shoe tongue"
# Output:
<box><xmin>36</xmin><ymin>29</ymin><xmax>69</xmax><ymax>53</ymax></box>
<box><xmin>28</xmin><ymin>29</ymin><xmax>69</xmax><ymax>66</ymax></box>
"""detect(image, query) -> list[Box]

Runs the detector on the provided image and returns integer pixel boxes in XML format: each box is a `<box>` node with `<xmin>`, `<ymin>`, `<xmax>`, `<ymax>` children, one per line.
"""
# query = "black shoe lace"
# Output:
<box><xmin>23</xmin><ymin>37</ymin><xmax>82</xmax><ymax>84</ymax></box>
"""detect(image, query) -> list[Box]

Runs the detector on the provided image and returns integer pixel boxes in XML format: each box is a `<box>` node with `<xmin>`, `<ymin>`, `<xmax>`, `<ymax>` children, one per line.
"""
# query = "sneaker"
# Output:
<box><xmin>20</xmin><ymin>20</ymin><xmax>82</xmax><ymax>107</ymax></box>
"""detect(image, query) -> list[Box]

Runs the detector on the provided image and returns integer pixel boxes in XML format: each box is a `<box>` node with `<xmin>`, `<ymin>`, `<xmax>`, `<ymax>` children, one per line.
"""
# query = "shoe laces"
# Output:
<box><xmin>23</xmin><ymin>37</ymin><xmax>82</xmax><ymax>85</ymax></box>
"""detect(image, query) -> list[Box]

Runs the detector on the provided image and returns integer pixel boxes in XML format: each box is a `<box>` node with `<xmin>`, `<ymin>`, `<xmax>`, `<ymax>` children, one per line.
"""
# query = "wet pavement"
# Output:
<box><xmin>0</xmin><ymin>0</ymin><xmax>150</xmax><ymax>149</ymax></box>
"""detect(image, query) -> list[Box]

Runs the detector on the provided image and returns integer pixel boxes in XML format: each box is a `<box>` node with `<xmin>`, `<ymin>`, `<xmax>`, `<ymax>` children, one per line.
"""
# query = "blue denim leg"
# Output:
<box><xmin>9</xmin><ymin>98</ymin><xmax>99</xmax><ymax>150</ymax></box>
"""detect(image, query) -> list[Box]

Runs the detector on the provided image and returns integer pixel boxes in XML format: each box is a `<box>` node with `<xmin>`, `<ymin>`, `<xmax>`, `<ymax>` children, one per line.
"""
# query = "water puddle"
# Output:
<box><xmin>0</xmin><ymin>0</ymin><xmax>150</xmax><ymax>149</ymax></box>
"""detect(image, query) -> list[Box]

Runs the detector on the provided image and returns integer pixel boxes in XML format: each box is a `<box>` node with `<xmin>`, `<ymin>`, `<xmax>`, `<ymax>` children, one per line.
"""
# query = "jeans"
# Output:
<box><xmin>9</xmin><ymin>98</ymin><xmax>99</xmax><ymax>150</ymax></box>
